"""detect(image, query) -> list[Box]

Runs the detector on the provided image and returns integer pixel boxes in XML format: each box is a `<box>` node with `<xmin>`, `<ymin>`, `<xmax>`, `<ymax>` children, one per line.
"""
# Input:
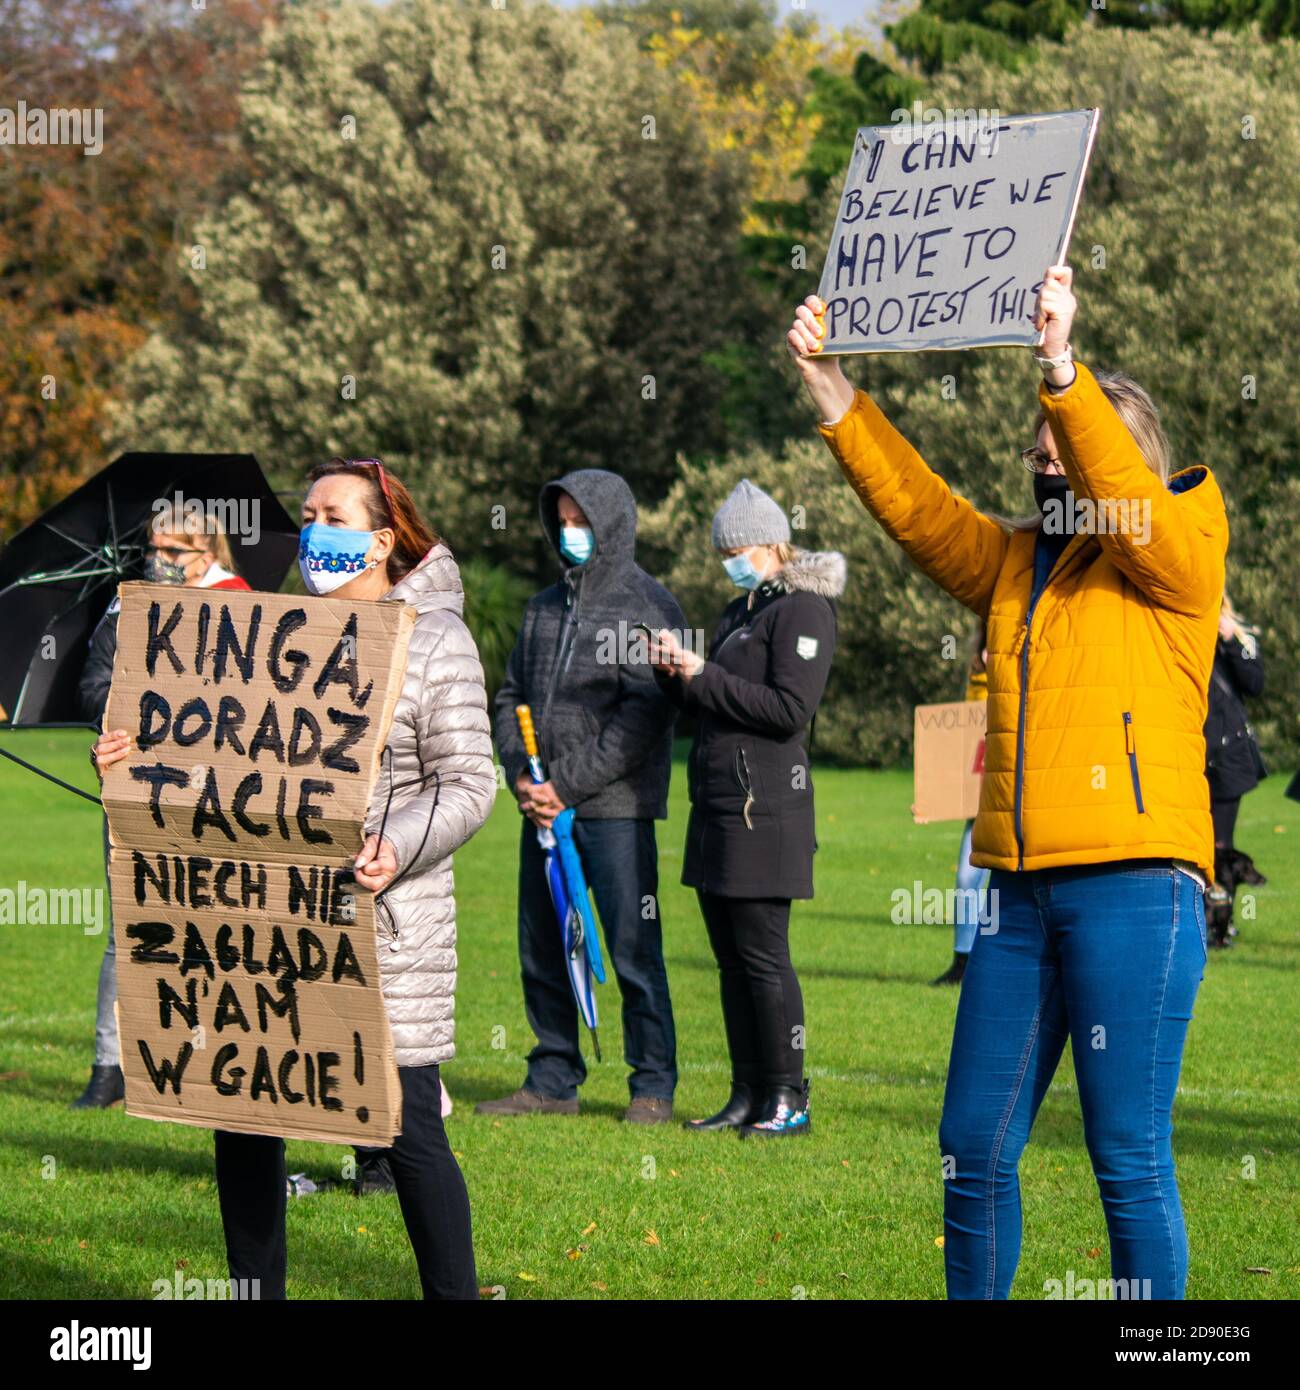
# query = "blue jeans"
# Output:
<box><xmin>939</xmin><ymin>861</ymin><xmax>1207</xmax><ymax>1299</ymax></box>
<box><xmin>518</xmin><ymin>817</ymin><xmax>677</xmax><ymax>1101</ymax></box>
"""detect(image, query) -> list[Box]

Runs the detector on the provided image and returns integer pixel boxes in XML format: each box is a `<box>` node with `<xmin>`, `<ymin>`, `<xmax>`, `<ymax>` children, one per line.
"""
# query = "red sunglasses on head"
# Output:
<box><xmin>347</xmin><ymin>457</ymin><xmax>396</xmax><ymax>521</ymax></box>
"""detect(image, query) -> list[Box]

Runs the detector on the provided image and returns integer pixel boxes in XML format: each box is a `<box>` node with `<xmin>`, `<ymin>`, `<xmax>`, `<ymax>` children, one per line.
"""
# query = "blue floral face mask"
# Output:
<box><xmin>298</xmin><ymin>523</ymin><xmax>374</xmax><ymax>595</ymax></box>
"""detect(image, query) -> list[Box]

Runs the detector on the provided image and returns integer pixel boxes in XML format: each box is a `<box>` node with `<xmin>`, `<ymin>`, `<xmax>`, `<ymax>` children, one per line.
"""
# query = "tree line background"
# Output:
<box><xmin>2</xmin><ymin>0</ymin><xmax>1297</xmax><ymax>766</ymax></box>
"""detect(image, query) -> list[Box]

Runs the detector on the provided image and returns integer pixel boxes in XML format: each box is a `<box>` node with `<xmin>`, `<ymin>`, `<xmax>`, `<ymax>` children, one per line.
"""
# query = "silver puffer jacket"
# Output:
<box><xmin>363</xmin><ymin>544</ymin><xmax>497</xmax><ymax>1067</ymax></box>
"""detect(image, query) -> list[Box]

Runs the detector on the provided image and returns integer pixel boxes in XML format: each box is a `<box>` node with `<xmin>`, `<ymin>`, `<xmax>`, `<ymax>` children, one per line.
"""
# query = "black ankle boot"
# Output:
<box><xmin>930</xmin><ymin>952</ymin><xmax>968</xmax><ymax>986</ymax></box>
<box><xmin>354</xmin><ymin>1149</ymin><xmax>397</xmax><ymax>1195</ymax></box>
<box><xmin>684</xmin><ymin>1082</ymin><xmax>761</xmax><ymax>1131</ymax></box>
<box><xmin>739</xmin><ymin>1078</ymin><xmax>811</xmax><ymax>1138</ymax></box>
<box><xmin>69</xmin><ymin>1064</ymin><xmax>124</xmax><ymax>1110</ymax></box>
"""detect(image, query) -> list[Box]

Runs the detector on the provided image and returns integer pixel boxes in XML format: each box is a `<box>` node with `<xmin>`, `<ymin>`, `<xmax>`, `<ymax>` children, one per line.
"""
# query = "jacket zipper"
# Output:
<box><xmin>1012</xmin><ymin>539</ymin><xmax>1086</xmax><ymax>871</ymax></box>
<box><xmin>1124</xmin><ymin>710</ymin><xmax>1146</xmax><ymax>814</ymax></box>
<box><xmin>373</xmin><ymin>756</ymin><xmax>401</xmax><ymax>951</ymax></box>
<box><xmin>539</xmin><ymin>569</ymin><xmax>583</xmax><ymax>757</ymax></box>
<box><xmin>695</xmin><ymin>606</ymin><xmax>754</xmax><ymax>891</ymax></box>
<box><xmin>378</xmin><ymin>896</ymin><xmax>400</xmax><ymax>951</ymax></box>
<box><xmin>694</xmin><ymin>588</ymin><xmax>780</xmax><ymax>888</ymax></box>
<box><xmin>1012</xmin><ymin>614</ymin><xmax>1032</xmax><ymax>871</ymax></box>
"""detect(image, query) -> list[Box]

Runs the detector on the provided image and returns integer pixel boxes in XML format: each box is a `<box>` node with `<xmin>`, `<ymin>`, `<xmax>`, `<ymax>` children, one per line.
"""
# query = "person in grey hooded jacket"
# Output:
<box><xmin>479</xmin><ymin>468</ymin><xmax>685</xmax><ymax>1122</ymax></box>
<box><xmin>95</xmin><ymin>457</ymin><xmax>495</xmax><ymax>1299</ymax></box>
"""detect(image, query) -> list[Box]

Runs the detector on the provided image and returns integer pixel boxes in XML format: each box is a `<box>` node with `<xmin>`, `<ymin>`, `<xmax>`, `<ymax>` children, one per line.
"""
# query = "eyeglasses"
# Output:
<box><xmin>1020</xmin><ymin>447</ymin><xmax>1065</xmax><ymax>475</ymax></box>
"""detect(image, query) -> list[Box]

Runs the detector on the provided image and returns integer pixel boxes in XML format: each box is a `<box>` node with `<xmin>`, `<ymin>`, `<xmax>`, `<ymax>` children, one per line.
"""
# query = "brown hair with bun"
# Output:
<box><xmin>306</xmin><ymin>457</ymin><xmax>439</xmax><ymax>583</ymax></box>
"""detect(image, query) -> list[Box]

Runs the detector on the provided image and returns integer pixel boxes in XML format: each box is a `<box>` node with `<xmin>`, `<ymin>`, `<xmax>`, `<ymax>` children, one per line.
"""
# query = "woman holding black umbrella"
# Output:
<box><xmin>650</xmin><ymin>480</ymin><xmax>844</xmax><ymax>1138</ymax></box>
<box><xmin>71</xmin><ymin>503</ymin><xmax>252</xmax><ymax>1111</ymax></box>
<box><xmin>93</xmin><ymin>458</ymin><xmax>495</xmax><ymax>1299</ymax></box>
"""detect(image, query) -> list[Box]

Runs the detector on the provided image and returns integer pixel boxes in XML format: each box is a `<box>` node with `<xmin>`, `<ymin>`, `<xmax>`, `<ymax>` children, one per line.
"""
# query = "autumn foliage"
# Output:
<box><xmin>0</xmin><ymin>0</ymin><xmax>278</xmax><ymax>538</ymax></box>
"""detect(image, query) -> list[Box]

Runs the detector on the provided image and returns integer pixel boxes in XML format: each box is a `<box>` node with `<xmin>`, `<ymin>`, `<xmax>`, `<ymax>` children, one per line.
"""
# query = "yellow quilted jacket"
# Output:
<box><xmin>818</xmin><ymin>362</ymin><xmax>1228</xmax><ymax>879</ymax></box>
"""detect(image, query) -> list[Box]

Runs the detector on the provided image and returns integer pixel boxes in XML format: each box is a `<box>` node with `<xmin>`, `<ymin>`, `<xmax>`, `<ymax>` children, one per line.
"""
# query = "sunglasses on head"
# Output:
<box><xmin>339</xmin><ymin>457</ymin><xmax>396</xmax><ymax>520</ymax></box>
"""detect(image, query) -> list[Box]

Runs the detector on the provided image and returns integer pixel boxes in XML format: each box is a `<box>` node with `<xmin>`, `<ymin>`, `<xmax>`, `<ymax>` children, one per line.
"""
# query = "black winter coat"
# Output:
<box><xmin>1204</xmin><ymin>633</ymin><xmax>1266</xmax><ymax>801</ymax></box>
<box><xmin>660</xmin><ymin>548</ymin><xmax>845</xmax><ymax>899</ymax></box>
<box><xmin>77</xmin><ymin>605</ymin><xmax>119</xmax><ymax>726</ymax></box>
<box><xmin>494</xmin><ymin>468</ymin><xmax>686</xmax><ymax>820</ymax></box>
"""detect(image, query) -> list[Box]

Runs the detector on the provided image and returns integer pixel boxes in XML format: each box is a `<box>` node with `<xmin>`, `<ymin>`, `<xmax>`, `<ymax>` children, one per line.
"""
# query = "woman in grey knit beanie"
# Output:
<box><xmin>650</xmin><ymin>478</ymin><xmax>846</xmax><ymax>1138</ymax></box>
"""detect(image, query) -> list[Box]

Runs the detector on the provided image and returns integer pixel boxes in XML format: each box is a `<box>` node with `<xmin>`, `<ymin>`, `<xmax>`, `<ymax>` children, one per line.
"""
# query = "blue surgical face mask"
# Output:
<box><xmin>722</xmin><ymin>551</ymin><xmax>763</xmax><ymax>590</ymax></box>
<box><xmin>560</xmin><ymin>525</ymin><xmax>594</xmax><ymax>565</ymax></box>
<box><xmin>298</xmin><ymin>522</ymin><xmax>375</xmax><ymax>595</ymax></box>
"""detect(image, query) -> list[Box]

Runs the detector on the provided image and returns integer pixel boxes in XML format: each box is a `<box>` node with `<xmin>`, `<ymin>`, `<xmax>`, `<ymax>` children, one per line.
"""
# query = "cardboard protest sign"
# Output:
<box><xmin>101</xmin><ymin>583</ymin><xmax>413</xmax><ymax>1145</ymax></box>
<box><xmin>913</xmin><ymin>699</ymin><xmax>986</xmax><ymax>824</ymax></box>
<box><xmin>816</xmin><ymin>108</ymin><xmax>1099</xmax><ymax>354</ymax></box>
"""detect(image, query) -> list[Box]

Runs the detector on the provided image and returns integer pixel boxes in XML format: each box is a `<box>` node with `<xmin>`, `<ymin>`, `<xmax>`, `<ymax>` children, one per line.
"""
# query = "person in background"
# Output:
<box><xmin>481</xmin><ymin>470</ymin><xmax>684</xmax><ymax>1123</ymax></box>
<box><xmin>791</xmin><ymin>265</ymin><xmax>1227</xmax><ymax>1300</ymax></box>
<box><xmin>94</xmin><ymin>458</ymin><xmax>495</xmax><ymax>1299</ymax></box>
<box><xmin>71</xmin><ymin>503</ymin><xmax>251</xmax><ymax>1110</ymax></box>
<box><xmin>932</xmin><ymin>626</ymin><xmax>989</xmax><ymax>987</ymax></box>
<box><xmin>650</xmin><ymin>479</ymin><xmax>844</xmax><ymax>1138</ymax></box>
<box><xmin>1203</xmin><ymin>593</ymin><xmax>1267</xmax><ymax>947</ymax></box>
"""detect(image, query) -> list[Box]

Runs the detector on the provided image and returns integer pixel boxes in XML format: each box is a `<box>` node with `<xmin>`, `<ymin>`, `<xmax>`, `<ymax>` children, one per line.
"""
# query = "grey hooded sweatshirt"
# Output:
<box><xmin>363</xmin><ymin>543</ymin><xmax>497</xmax><ymax>1067</ymax></box>
<box><xmin>493</xmin><ymin>468</ymin><xmax>685</xmax><ymax>819</ymax></box>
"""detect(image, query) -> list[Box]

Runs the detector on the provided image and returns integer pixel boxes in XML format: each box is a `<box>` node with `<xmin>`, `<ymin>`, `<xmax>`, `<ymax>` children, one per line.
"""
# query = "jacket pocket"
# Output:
<box><xmin>1123</xmin><ymin>711</ymin><xmax>1146</xmax><ymax>815</ymax></box>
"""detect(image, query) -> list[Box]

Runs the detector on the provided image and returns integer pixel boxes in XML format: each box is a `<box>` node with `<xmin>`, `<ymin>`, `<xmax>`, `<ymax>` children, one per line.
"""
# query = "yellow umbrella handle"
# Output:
<box><xmin>516</xmin><ymin>704</ymin><xmax>540</xmax><ymax>759</ymax></box>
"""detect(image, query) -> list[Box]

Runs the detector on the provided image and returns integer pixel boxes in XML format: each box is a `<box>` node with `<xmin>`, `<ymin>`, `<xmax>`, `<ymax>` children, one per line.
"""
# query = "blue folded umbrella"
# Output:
<box><xmin>516</xmin><ymin>706</ymin><xmax>606</xmax><ymax>1060</ymax></box>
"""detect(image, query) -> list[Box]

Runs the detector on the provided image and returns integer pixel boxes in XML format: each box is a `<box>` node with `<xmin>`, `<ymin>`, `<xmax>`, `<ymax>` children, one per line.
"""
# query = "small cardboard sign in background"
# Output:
<box><xmin>913</xmin><ymin>699</ymin><xmax>986</xmax><ymax>824</ymax></box>
<box><xmin>816</xmin><ymin>108</ymin><xmax>1099</xmax><ymax>354</ymax></box>
<box><xmin>102</xmin><ymin>583</ymin><xmax>413</xmax><ymax>1145</ymax></box>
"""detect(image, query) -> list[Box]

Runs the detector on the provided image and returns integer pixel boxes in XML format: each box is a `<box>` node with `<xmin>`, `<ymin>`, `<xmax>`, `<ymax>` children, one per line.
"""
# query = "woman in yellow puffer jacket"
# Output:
<box><xmin>788</xmin><ymin>266</ymin><xmax>1227</xmax><ymax>1300</ymax></box>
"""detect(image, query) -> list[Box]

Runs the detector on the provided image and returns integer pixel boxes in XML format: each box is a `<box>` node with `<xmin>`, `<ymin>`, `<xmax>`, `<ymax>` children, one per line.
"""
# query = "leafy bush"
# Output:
<box><xmin>650</xmin><ymin>23</ymin><xmax>1300</xmax><ymax>768</ymax></box>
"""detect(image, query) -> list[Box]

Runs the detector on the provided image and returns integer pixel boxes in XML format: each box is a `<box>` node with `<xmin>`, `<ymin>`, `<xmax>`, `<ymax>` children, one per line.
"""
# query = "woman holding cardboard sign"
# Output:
<box><xmin>788</xmin><ymin>268</ymin><xmax>1227</xmax><ymax>1299</ymax></box>
<box><xmin>94</xmin><ymin>458</ymin><xmax>496</xmax><ymax>1300</ymax></box>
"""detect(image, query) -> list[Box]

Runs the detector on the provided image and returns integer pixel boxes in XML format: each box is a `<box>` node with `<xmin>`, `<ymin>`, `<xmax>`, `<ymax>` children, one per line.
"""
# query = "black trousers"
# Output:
<box><xmin>697</xmin><ymin>890</ymin><xmax>804</xmax><ymax>1091</ymax></box>
<box><xmin>214</xmin><ymin>1062</ymin><xmax>476</xmax><ymax>1300</ymax></box>
<box><xmin>1211</xmin><ymin>797</ymin><xmax>1240</xmax><ymax>849</ymax></box>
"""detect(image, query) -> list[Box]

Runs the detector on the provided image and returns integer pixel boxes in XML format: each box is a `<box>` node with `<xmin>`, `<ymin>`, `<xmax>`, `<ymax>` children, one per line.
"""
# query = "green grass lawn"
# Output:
<box><xmin>1</xmin><ymin>729</ymin><xmax>1297</xmax><ymax>1300</ymax></box>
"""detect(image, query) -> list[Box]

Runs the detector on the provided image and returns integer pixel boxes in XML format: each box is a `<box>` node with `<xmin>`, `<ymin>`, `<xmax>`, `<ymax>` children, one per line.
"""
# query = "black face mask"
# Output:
<box><xmin>1033</xmin><ymin>471</ymin><xmax>1072</xmax><ymax>516</ymax></box>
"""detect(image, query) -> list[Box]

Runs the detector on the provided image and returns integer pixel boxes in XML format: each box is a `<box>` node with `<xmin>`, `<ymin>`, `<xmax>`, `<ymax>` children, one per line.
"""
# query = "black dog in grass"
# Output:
<box><xmin>1206</xmin><ymin>848</ymin><xmax>1268</xmax><ymax>949</ymax></box>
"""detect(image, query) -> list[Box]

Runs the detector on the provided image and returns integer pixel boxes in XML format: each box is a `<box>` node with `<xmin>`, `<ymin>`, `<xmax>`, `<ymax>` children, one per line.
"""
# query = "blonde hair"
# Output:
<box><xmin>151</xmin><ymin>501</ymin><xmax>238</xmax><ymax>573</ymax></box>
<box><xmin>1221</xmin><ymin>593</ymin><xmax>1259</xmax><ymax>658</ymax></box>
<box><xmin>717</xmin><ymin>540</ymin><xmax>794</xmax><ymax>564</ymax></box>
<box><xmin>1001</xmin><ymin>370</ymin><xmax>1172</xmax><ymax>531</ymax></box>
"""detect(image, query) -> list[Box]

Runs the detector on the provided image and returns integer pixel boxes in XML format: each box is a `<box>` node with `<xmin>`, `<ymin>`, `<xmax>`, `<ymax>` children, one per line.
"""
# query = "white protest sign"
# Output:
<box><xmin>815</xmin><ymin>108</ymin><xmax>1100</xmax><ymax>354</ymax></box>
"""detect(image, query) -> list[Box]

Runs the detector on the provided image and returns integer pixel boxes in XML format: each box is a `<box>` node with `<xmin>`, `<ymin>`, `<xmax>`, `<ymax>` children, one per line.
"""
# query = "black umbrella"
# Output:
<box><xmin>0</xmin><ymin>452</ymin><xmax>299</xmax><ymax>726</ymax></box>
